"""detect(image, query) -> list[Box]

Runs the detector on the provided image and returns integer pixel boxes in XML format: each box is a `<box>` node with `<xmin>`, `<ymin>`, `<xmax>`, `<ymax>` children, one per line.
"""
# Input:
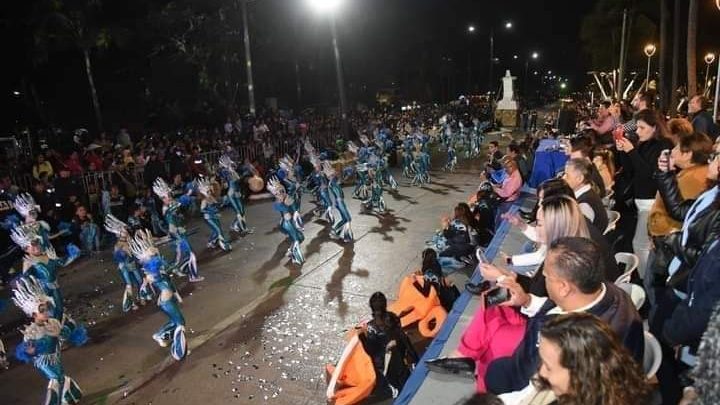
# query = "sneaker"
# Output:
<box><xmin>153</xmin><ymin>333</ymin><xmax>170</xmax><ymax>347</ymax></box>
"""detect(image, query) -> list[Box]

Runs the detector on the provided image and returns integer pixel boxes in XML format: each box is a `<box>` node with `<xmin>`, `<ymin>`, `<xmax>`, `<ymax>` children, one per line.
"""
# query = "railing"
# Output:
<box><xmin>10</xmin><ymin>131</ymin><xmax>341</xmax><ymax>208</ymax></box>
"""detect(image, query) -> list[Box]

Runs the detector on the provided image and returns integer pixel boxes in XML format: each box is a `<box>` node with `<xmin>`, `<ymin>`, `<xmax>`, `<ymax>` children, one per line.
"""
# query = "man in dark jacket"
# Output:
<box><xmin>143</xmin><ymin>151</ymin><xmax>167</xmax><ymax>187</ymax></box>
<box><xmin>485</xmin><ymin>237</ymin><xmax>644</xmax><ymax>395</ymax></box>
<box><xmin>689</xmin><ymin>95</ymin><xmax>719</xmax><ymax>139</ymax></box>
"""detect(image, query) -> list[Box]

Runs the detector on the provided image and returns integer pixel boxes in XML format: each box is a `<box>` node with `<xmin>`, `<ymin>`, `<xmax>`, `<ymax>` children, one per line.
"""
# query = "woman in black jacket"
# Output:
<box><xmin>615</xmin><ymin>109</ymin><xmax>674</xmax><ymax>280</ymax></box>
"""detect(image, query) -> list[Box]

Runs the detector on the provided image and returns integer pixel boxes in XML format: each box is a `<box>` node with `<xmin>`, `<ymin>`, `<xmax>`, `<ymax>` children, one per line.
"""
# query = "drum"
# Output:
<box><xmin>248</xmin><ymin>175</ymin><xmax>264</xmax><ymax>192</ymax></box>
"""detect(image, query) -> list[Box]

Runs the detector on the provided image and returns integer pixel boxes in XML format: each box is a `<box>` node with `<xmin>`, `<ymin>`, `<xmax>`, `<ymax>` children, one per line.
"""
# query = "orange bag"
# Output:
<box><xmin>326</xmin><ymin>334</ymin><xmax>376</xmax><ymax>405</ymax></box>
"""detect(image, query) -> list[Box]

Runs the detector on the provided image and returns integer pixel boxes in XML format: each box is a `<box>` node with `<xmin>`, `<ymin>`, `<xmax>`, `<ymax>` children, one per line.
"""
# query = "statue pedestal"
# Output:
<box><xmin>495</xmin><ymin>109</ymin><xmax>518</xmax><ymax>127</ymax></box>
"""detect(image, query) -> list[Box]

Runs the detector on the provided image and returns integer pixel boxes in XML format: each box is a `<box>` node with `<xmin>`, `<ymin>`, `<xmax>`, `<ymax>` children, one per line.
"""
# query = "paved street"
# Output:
<box><xmin>0</xmin><ymin>145</ymin><xmax>494</xmax><ymax>405</ymax></box>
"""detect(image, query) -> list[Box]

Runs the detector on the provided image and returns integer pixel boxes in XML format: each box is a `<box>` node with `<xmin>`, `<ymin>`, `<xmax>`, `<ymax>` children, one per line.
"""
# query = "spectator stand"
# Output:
<box><xmin>396</xmin><ymin>188</ymin><xmax>537</xmax><ymax>405</ymax></box>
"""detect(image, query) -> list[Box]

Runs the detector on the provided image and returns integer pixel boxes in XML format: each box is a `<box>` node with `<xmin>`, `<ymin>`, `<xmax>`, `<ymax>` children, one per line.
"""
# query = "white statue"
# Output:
<box><xmin>497</xmin><ymin>70</ymin><xmax>518</xmax><ymax>110</ymax></box>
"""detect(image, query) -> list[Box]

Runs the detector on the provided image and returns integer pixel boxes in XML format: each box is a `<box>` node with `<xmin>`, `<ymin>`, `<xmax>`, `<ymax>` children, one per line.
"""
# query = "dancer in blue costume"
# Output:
<box><xmin>267</xmin><ymin>177</ymin><xmax>305</xmax><ymax>265</ymax></box>
<box><xmin>444</xmin><ymin>144</ymin><xmax>458</xmax><ymax>172</ymax></box>
<box><xmin>153</xmin><ymin>178</ymin><xmax>203</xmax><ymax>282</ymax></box>
<box><xmin>10</xmin><ymin>226</ymin><xmax>85</xmax><ymax>346</ymax></box>
<box><xmin>13</xmin><ymin>277</ymin><xmax>83</xmax><ymax>405</ymax></box>
<box><xmin>129</xmin><ymin>229</ymin><xmax>188</xmax><ymax>360</ymax></box>
<box><xmin>278</xmin><ymin>156</ymin><xmax>304</xmax><ymax>231</ymax></box>
<box><xmin>411</xmin><ymin>141</ymin><xmax>431</xmax><ymax>186</ymax></box>
<box><xmin>347</xmin><ymin>142</ymin><xmax>371</xmax><ymax>200</ymax></box>
<box><xmin>196</xmin><ymin>177</ymin><xmax>232</xmax><ymax>252</ymax></box>
<box><xmin>323</xmin><ymin>162</ymin><xmax>353</xmax><ymax>242</ymax></box>
<box><xmin>364</xmin><ymin>168</ymin><xmax>387</xmax><ymax>214</ymax></box>
<box><xmin>402</xmin><ymin>137</ymin><xmax>415</xmax><ymax>178</ymax></box>
<box><xmin>104</xmin><ymin>214</ymin><xmax>149</xmax><ymax>312</ymax></box>
<box><xmin>218</xmin><ymin>155</ymin><xmax>252</xmax><ymax>235</ymax></box>
<box><xmin>306</xmin><ymin>148</ymin><xmax>335</xmax><ymax>223</ymax></box>
<box><xmin>13</xmin><ymin>193</ymin><xmax>80</xmax><ymax>266</ymax></box>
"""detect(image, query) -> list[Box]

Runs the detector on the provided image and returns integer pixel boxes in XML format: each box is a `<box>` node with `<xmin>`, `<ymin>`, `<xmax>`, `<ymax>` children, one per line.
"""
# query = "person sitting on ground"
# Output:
<box><xmin>503</xmin><ymin>313</ymin><xmax>651</xmax><ymax>405</ymax></box>
<box><xmin>436</xmin><ymin>203</ymin><xmax>478</xmax><ymax>270</ymax></box>
<box><xmin>563</xmin><ymin>158</ymin><xmax>609</xmax><ymax>232</ymax></box>
<box><xmin>412</xmin><ymin>248</ymin><xmax>459</xmax><ymax>312</ymax></box>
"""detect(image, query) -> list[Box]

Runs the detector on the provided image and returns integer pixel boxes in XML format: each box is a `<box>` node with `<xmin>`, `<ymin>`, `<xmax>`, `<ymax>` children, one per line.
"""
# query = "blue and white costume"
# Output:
<box><xmin>306</xmin><ymin>145</ymin><xmax>335</xmax><ymax>224</ymax></box>
<box><xmin>402</xmin><ymin>137</ymin><xmax>416</xmax><ymax>178</ymax></box>
<box><xmin>129</xmin><ymin>230</ymin><xmax>187</xmax><ymax>361</ymax></box>
<box><xmin>196</xmin><ymin>177</ymin><xmax>232</xmax><ymax>252</ymax></box>
<box><xmin>11</xmin><ymin>227</ymin><xmax>85</xmax><ymax>345</ymax></box>
<box><xmin>13</xmin><ymin>277</ymin><xmax>83</xmax><ymax>405</ymax></box>
<box><xmin>411</xmin><ymin>141</ymin><xmax>431</xmax><ymax>186</ymax></box>
<box><xmin>323</xmin><ymin>162</ymin><xmax>353</xmax><ymax>242</ymax></box>
<box><xmin>218</xmin><ymin>155</ymin><xmax>251</xmax><ymax>235</ymax></box>
<box><xmin>445</xmin><ymin>144</ymin><xmax>458</xmax><ymax>172</ymax></box>
<box><xmin>13</xmin><ymin>193</ymin><xmax>80</xmax><ymax>266</ymax></box>
<box><xmin>363</xmin><ymin>168</ymin><xmax>387</xmax><ymax>213</ymax></box>
<box><xmin>278</xmin><ymin>157</ymin><xmax>304</xmax><ymax>231</ymax></box>
<box><xmin>267</xmin><ymin>177</ymin><xmax>305</xmax><ymax>265</ymax></box>
<box><xmin>153</xmin><ymin>178</ymin><xmax>203</xmax><ymax>282</ymax></box>
<box><xmin>104</xmin><ymin>214</ymin><xmax>148</xmax><ymax>312</ymax></box>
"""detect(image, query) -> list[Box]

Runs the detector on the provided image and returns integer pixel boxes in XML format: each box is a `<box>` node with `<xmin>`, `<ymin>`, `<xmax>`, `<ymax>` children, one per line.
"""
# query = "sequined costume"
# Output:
<box><xmin>13</xmin><ymin>193</ymin><xmax>80</xmax><ymax>266</ymax></box>
<box><xmin>411</xmin><ymin>144</ymin><xmax>431</xmax><ymax>186</ymax></box>
<box><xmin>278</xmin><ymin>157</ymin><xmax>304</xmax><ymax>231</ymax></box>
<box><xmin>323</xmin><ymin>162</ymin><xmax>353</xmax><ymax>242</ymax></box>
<box><xmin>153</xmin><ymin>178</ymin><xmax>203</xmax><ymax>282</ymax></box>
<box><xmin>364</xmin><ymin>169</ymin><xmax>387</xmax><ymax>213</ymax></box>
<box><xmin>11</xmin><ymin>227</ymin><xmax>84</xmax><ymax>344</ymax></box>
<box><xmin>402</xmin><ymin>138</ymin><xmax>416</xmax><ymax>178</ymax></box>
<box><xmin>218</xmin><ymin>155</ymin><xmax>251</xmax><ymax>235</ymax></box>
<box><xmin>267</xmin><ymin>177</ymin><xmax>305</xmax><ymax>264</ymax></box>
<box><xmin>129</xmin><ymin>230</ymin><xmax>187</xmax><ymax>361</ymax></box>
<box><xmin>13</xmin><ymin>277</ymin><xmax>85</xmax><ymax>404</ymax></box>
<box><xmin>197</xmin><ymin>177</ymin><xmax>232</xmax><ymax>251</ymax></box>
<box><xmin>105</xmin><ymin>214</ymin><xmax>147</xmax><ymax>312</ymax></box>
<box><xmin>305</xmin><ymin>146</ymin><xmax>335</xmax><ymax>223</ymax></box>
<box><xmin>444</xmin><ymin>145</ymin><xmax>457</xmax><ymax>172</ymax></box>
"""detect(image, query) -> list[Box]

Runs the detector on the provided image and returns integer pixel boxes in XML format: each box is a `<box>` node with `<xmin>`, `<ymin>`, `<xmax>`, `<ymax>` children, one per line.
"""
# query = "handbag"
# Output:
<box><xmin>649</xmin><ymin>232</ymin><xmax>680</xmax><ymax>288</ymax></box>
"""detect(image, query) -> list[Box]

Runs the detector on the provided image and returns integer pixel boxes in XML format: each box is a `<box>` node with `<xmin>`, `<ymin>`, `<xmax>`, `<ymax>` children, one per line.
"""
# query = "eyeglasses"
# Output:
<box><xmin>709</xmin><ymin>152</ymin><xmax>720</xmax><ymax>164</ymax></box>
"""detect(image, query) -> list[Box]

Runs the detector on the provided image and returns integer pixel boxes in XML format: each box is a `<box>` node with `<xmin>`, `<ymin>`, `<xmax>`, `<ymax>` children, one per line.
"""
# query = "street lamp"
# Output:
<box><xmin>705</xmin><ymin>53</ymin><xmax>716</xmax><ymax>94</ymax></box>
<box><xmin>488</xmin><ymin>21</ymin><xmax>513</xmax><ymax>93</ymax></box>
<box><xmin>523</xmin><ymin>51</ymin><xmax>540</xmax><ymax>98</ymax></box>
<box><xmin>307</xmin><ymin>0</ymin><xmax>348</xmax><ymax>137</ymax></box>
<box><xmin>643</xmin><ymin>43</ymin><xmax>657</xmax><ymax>91</ymax></box>
<box><xmin>467</xmin><ymin>25</ymin><xmax>476</xmax><ymax>33</ymax></box>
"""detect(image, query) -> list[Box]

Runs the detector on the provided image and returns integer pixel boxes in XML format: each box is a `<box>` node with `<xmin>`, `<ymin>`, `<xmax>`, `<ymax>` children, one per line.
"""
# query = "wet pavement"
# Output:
<box><xmin>0</xmin><ymin>138</ymin><xmax>500</xmax><ymax>405</ymax></box>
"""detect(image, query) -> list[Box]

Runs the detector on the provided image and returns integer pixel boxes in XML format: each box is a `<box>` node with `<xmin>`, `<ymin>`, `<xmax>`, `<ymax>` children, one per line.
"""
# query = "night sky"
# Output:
<box><xmin>1</xmin><ymin>0</ymin><xmax>718</xmax><ymax>130</ymax></box>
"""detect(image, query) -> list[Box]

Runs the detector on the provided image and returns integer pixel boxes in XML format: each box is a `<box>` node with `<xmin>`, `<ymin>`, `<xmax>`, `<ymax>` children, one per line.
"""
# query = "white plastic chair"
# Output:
<box><xmin>614</xmin><ymin>252</ymin><xmax>640</xmax><ymax>284</ymax></box>
<box><xmin>604</xmin><ymin>210</ymin><xmax>621</xmax><ymax>235</ymax></box>
<box><xmin>601</xmin><ymin>189</ymin><xmax>615</xmax><ymax>208</ymax></box>
<box><xmin>643</xmin><ymin>331</ymin><xmax>663</xmax><ymax>379</ymax></box>
<box><xmin>617</xmin><ymin>282</ymin><xmax>646</xmax><ymax>310</ymax></box>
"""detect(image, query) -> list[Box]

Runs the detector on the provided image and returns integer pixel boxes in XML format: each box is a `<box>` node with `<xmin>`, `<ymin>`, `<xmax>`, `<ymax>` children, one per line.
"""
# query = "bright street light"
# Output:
<box><xmin>468</xmin><ymin>25</ymin><xmax>476</xmax><ymax>33</ymax></box>
<box><xmin>307</xmin><ymin>0</ymin><xmax>342</xmax><ymax>13</ymax></box>
<box><xmin>704</xmin><ymin>53</ymin><xmax>716</xmax><ymax>93</ymax></box>
<box><xmin>531</xmin><ymin>51</ymin><xmax>539</xmax><ymax>59</ymax></box>
<box><xmin>644</xmin><ymin>43</ymin><xmax>657</xmax><ymax>90</ymax></box>
<box><xmin>560</xmin><ymin>83</ymin><xmax>567</xmax><ymax>89</ymax></box>
<box><xmin>505</xmin><ymin>21</ymin><xmax>513</xmax><ymax>29</ymax></box>
<box><xmin>513</xmin><ymin>55</ymin><xmax>518</xmax><ymax>60</ymax></box>
<box><xmin>12</xmin><ymin>91</ymin><xmax>20</xmax><ymax>96</ymax></box>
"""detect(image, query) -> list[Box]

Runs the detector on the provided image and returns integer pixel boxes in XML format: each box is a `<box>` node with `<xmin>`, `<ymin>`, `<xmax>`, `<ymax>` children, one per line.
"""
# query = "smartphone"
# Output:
<box><xmin>484</xmin><ymin>287</ymin><xmax>510</xmax><ymax>307</ymax></box>
<box><xmin>613</xmin><ymin>127</ymin><xmax>625</xmax><ymax>141</ymax></box>
<box><xmin>660</xmin><ymin>149</ymin><xmax>671</xmax><ymax>160</ymax></box>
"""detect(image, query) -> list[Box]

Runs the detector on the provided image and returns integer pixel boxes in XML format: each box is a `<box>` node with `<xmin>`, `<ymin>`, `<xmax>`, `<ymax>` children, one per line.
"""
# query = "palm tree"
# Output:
<box><xmin>687</xmin><ymin>0</ymin><xmax>698</xmax><ymax>97</ymax></box>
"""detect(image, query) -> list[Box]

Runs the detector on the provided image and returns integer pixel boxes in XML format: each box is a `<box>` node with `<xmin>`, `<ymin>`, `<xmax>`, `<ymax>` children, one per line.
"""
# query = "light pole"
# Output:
<box><xmin>489</xmin><ymin>21</ymin><xmax>513</xmax><ymax>93</ymax></box>
<box><xmin>241</xmin><ymin>0</ymin><xmax>256</xmax><ymax>116</ymax></box>
<box><xmin>705</xmin><ymin>53</ymin><xmax>716</xmax><ymax>94</ymax></box>
<box><xmin>467</xmin><ymin>25</ymin><xmax>476</xmax><ymax>93</ymax></box>
<box><xmin>644</xmin><ymin>43</ymin><xmax>657</xmax><ymax>91</ymax></box>
<box><xmin>308</xmin><ymin>0</ymin><xmax>348</xmax><ymax>137</ymax></box>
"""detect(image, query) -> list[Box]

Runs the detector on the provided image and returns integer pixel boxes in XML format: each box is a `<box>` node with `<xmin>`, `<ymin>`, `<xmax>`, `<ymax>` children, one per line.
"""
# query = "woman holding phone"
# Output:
<box><xmin>615</xmin><ymin>109</ymin><xmax>673</xmax><ymax>280</ymax></box>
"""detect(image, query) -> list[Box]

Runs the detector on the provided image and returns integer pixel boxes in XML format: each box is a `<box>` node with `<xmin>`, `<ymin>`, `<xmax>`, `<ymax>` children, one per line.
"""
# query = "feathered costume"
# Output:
<box><xmin>129</xmin><ymin>229</ymin><xmax>188</xmax><ymax>361</ymax></box>
<box><xmin>13</xmin><ymin>277</ymin><xmax>83</xmax><ymax>405</ymax></box>
<box><xmin>218</xmin><ymin>155</ymin><xmax>251</xmax><ymax>235</ymax></box>
<box><xmin>153</xmin><ymin>178</ymin><xmax>203</xmax><ymax>282</ymax></box>
<box><xmin>323</xmin><ymin>162</ymin><xmax>354</xmax><ymax>242</ymax></box>
<box><xmin>277</xmin><ymin>157</ymin><xmax>304</xmax><ymax>231</ymax></box>
<box><xmin>104</xmin><ymin>214</ymin><xmax>148</xmax><ymax>312</ymax></box>
<box><xmin>196</xmin><ymin>177</ymin><xmax>232</xmax><ymax>252</ymax></box>
<box><xmin>267</xmin><ymin>177</ymin><xmax>305</xmax><ymax>264</ymax></box>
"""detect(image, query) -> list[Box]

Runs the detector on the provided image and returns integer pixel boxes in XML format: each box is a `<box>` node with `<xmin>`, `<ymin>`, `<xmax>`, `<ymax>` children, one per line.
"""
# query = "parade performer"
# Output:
<box><xmin>104</xmin><ymin>214</ymin><xmax>148</xmax><ymax>312</ymax></box>
<box><xmin>308</xmin><ymin>154</ymin><xmax>335</xmax><ymax>223</ymax></box>
<box><xmin>218</xmin><ymin>155</ymin><xmax>251</xmax><ymax>235</ymax></box>
<box><xmin>364</xmin><ymin>168</ymin><xmax>387</xmax><ymax>214</ymax></box>
<box><xmin>402</xmin><ymin>137</ymin><xmax>415</xmax><ymax>178</ymax></box>
<box><xmin>153</xmin><ymin>178</ymin><xmax>203</xmax><ymax>282</ymax></box>
<box><xmin>10</xmin><ymin>226</ymin><xmax>85</xmax><ymax>344</ymax></box>
<box><xmin>13</xmin><ymin>193</ymin><xmax>80</xmax><ymax>266</ymax></box>
<box><xmin>196</xmin><ymin>177</ymin><xmax>232</xmax><ymax>252</ymax></box>
<box><xmin>411</xmin><ymin>141</ymin><xmax>431</xmax><ymax>186</ymax></box>
<box><xmin>348</xmin><ymin>142</ymin><xmax>372</xmax><ymax>200</ymax></box>
<box><xmin>13</xmin><ymin>277</ymin><xmax>83</xmax><ymax>405</ymax></box>
<box><xmin>129</xmin><ymin>229</ymin><xmax>188</xmax><ymax>360</ymax></box>
<box><xmin>267</xmin><ymin>177</ymin><xmax>305</xmax><ymax>265</ymax></box>
<box><xmin>278</xmin><ymin>157</ymin><xmax>304</xmax><ymax>231</ymax></box>
<box><xmin>323</xmin><ymin>162</ymin><xmax>353</xmax><ymax>242</ymax></box>
<box><xmin>445</xmin><ymin>144</ymin><xmax>458</xmax><ymax>172</ymax></box>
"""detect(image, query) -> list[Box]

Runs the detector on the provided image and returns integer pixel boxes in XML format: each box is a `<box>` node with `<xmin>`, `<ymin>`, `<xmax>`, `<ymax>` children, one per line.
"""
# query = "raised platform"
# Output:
<box><xmin>396</xmin><ymin>190</ymin><xmax>537</xmax><ymax>405</ymax></box>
